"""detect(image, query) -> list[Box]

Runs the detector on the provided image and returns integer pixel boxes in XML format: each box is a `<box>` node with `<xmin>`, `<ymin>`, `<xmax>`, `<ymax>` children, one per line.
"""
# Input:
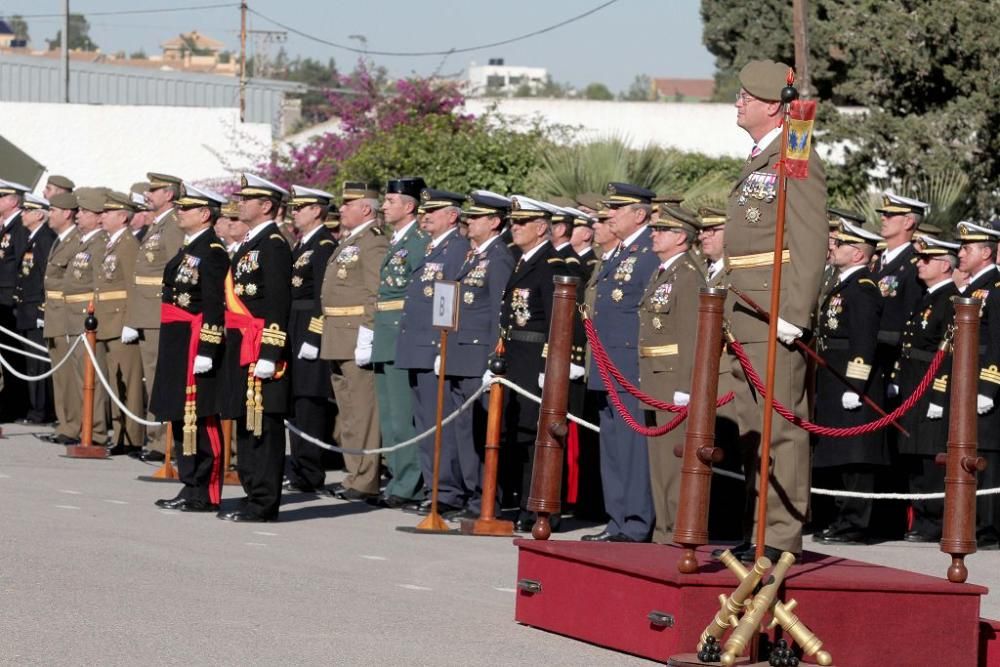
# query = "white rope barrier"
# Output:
<box><xmin>0</xmin><ymin>323</ymin><xmax>49</xmax><ymax>352</ymax></box>
<box><xmin>495</xmin><ymin>378</ymin><xmax>602</xmax><ymax>432</ymax></box>
<box><xmin>0</xmin><ymin>334</ymin><xmax>82</xmax><ymax>381</ymax></box>
<box><xmin>80</xmin><ymin>335</ymin><xmax>165</xmax><ymax>427</ymax></box>
<box><xmin>0</xmin><ymin>341</ymin><xmax>52</xmax><ymax>363</ymax></box>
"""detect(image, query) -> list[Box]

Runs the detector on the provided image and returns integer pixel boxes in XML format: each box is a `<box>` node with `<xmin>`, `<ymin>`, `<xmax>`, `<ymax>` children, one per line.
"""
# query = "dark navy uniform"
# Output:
<box><xmin>812</xmin><ymin>267</ymin><xmax>886</xmax><ymax>539</ymax></box>
<box><xmin>974</xmin><ymin>277</ymin><xmax>1000</xmax><ymax>544</ymax></box>
<box><xmin>219</xmin><ymin>200</ymin><xmax>293</xmax><ymax>520</ymax></box>
<box><xmin>150</xmin><ymin>226</ymin><xmax>229</xmax><ymax>507</ymax></box>
<box><xmin>285</xmin><ymin>223</ymin><xmax>338</xmax><ymax>491</ymax></box>
<box><xmin>873</xmin><ymin>243</ymin><xmax>923</xmax><ymax>391</ymax></box>
<box><xmin>14</xmin><ymin>218</ymin><xmax>57</xmax><ymax>423</ymax></box>
<box><xmin>0</xmin><ymin>204</ymin><xmax>29</xmax><ymax>420</ymax></box>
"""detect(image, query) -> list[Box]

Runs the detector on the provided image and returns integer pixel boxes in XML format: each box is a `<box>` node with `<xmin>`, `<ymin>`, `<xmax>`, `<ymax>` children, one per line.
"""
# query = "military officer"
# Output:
<box><xmin>218</xmin><ymin>174</ymin><xmax>293</xmax><ymax>522</ymax></box>
<box><xmin>569</xmin><ymin>208</ymin><xmax>598</xmax><ymax>283</ymax></box>
<box><xmin>64</xmin><ymin>189</ymin><xmax>110</xmax><ymax>446</ymax></box>
<box><xmin>123</xmin><ymin>172</ymin><xmax>184</xmax><ymax>461</ymax></box>
<box><xmin>496</xmin><ymin>195</ymin><xmax>568</xmax><ymax>531</ymax></box>
<box><xmin>893</xmin><ymin>235</ymin><xmax>959</xmax><ymax>542</ymax></box>
<box><xmin>0</xmin><ymin>178</ymin><xmax>31</xmax><ymax>421</ymax></box>
<box><xmin>41</xmin><ymin>192</ymin><xmax>83</xmax><ymax>444</ymax></box>
<box><xmin>396</xmin><ymin>188</ymin><xmax>471</xmax><ymax>514</ymax></box>
<box><xmin>550</xmin><ymin>206</ymin><xmax>583</xmax><ymax>275</ymax></box>
<box><xmin>724</xmin><ymin>60</ymin><xmax>828</xmax><ymax>560</ymax></box>
<box><xmin>14</xmin><ymin>194</ymin><xmax>57</xmax><ymax>424</ymax></box>
<box><xmin>370</xmin><ymin>176</ymin><xmax>428</xmax><ymax>508</ymax></box>
<box><xmin>437</xmin><ymin>190</ymin><xmax>515</xmax><ymax>518</ymax></box>
<box><xmin>582</xmin><ymin>182</ymin><xmax>661</xmax><ymax>543</ymax></box>
<box><xmin>149</xmin><ymin>184</ymin><xmax>230</xmax><ymax>512</ymax></box>
<box><xmin>638</xmin><ymin>204</ymin><xmax>705</xmax><ymax>543</ymax></box>
<box><xmin>43</xmin><ymin>175</ymin><xmax>75</xmax><ymax>199</ymax></box>
<box><xmin>283</xmin><ymin>185</ymin><xmax>339</xmax><ymax>493</ymax></box>
<box><xmin>811</xmin><ymin>219</ymin><xmax>887</xmax><ymax>545</ymax></box>
<box><xmin>320</xmin><ymin>181</ymin><xmax>386</xmax><ymax>500</ymax></box>
<box><xmin>696</xmin><ymin>207</ymin><xmax>727</xmax><ymax>286</ymax></box>
<box><xmin>955</xmin><ymin>221</ymin><xmax>1000</xmax><ymax>548</ymax></box>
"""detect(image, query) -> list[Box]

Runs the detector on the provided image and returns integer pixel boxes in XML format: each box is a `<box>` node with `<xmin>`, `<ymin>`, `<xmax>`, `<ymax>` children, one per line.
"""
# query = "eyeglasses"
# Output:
<box><xmin>735</xmin><ymin>91</ymin><xmax>757</xmax><ymax>105</ymax></box>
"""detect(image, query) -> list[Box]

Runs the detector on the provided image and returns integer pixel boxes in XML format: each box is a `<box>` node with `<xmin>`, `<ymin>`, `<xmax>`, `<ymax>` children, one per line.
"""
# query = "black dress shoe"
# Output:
<box><xmin>43</xmin><ymin>433</ymin><xmax>79</xmax><ymax>445</ymax></box>
<box><xmin>712</xmin><ymin>542</ymin><xmax>751</xmax><ymax>558</ymax></box>
<box><xmin>903</xmin><ymin>530</ymin><xmax>939</xmax><ymax>543</ymax></box>
<box><xmin>217</xmin><ymin>509</ymin><xmax>273</xmax><ymax>523</ymax></box>
<box><xmin>738</xmin><ymin>545</ymin><xmax>787</xmax><ymax>563</ymax></box>
<box><xmin>514</xmin><ymin>517</ymin><xmax>535</xmax><ymax>533</ymax></box>
<box><xmin>814</xmin><ymin>530</ymin><xmax>867</xmax><ymax>545</ymax></box>
<box><xmin>107</xmin><ymin>443</ymin><xmax>142</xmax><ymax>457</ymax></box>
<box><xmin>368</xmin><ymin>494</ymin><xmax>419</xmax><ymax>510</ymax></box>
<box><xmin>334</xmin><ymin>487</ymin><xmax>377</xmax><ymax>502</ymax></box>
<box><xmin>581</xmin><ymin>530</ymin><xmax>614</xmax><ymax>542</ymax></box>
<box><xmin>178</xmin><ymin>499</ymin><xmax>220</xmax><ymax>513</ymax></box>
<box><xmin>139</xmin><ymin>450</ymin><xmax>166</xmax><ymax>462</ymax></box>
<box><xmin>283</xmin><ymin>479</ymin><xmax>316</xmax><ymax>493</ymax></box>
<box><xmin>609</xmin><ymin>534</ymin><xmax>640</xmax><ymax>543</ymax></box>
<box><xmin>155</xmin><ymin>496</ymin><xmax>186</xmax><ymax>509</ymax></box>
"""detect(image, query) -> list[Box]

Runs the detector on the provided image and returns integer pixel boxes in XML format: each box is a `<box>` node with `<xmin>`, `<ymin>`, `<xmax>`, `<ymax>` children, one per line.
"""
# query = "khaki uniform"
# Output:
<box><xmin>94</xmin><ymin>229</ymin><xmax>145</xmax><ymax>448</ymax></box>
<box><xmin>320</xmin><ymin>221</ymin><xmax>387</xmax><ymax>494</ymax></box>
<box><xmin>125</xmin><ymin>207</ymin><xmax>183</xmax><ymax>453</ymax></box>
<box><xmin>64</xmin><ymin>229</ymin><xmax>110</xmax><ymax>445</ymax></box>
<box><xmin>725</xmin><ymin>140</ymin><xmax>828</xmax><ymax>553</ymax></box>
<box><xmin>43</xmin><ymin>227</ymin><xmax>83</xmax><ymax>440</ymax></box>
<box><xmin>638</xmin><ymin>253</ymin><xmax>705</xmax><ymax>543</ymax></box>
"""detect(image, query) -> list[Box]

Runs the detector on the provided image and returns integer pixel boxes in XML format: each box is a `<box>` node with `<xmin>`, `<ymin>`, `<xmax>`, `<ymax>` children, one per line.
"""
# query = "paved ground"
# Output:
<box><xmin>1</xmin><ymin>423</ymin><xmax>997</xmax><ymax>665</ymax></box>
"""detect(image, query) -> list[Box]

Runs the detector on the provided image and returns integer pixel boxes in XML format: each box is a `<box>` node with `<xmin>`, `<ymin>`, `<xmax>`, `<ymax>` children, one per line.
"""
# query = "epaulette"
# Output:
<box><xmin>370</xmin><ymin>226</ymin><xmax>384</xmax><ymax>235</ymax></box>
<box><xmin>565</xmin><ymin>257</ymin><xmax>580</xmax><ymax>264</ymax></box>
<box><xmin>858</xmin><ymin>278</ymin><xmax>877</xmax><ymax>288</ymax></box>
<box><xmin>507</xmin><ymin>241</ymin><xmax>516</xmax><ymax>248</ymax></box>
<box><xmin>587</xmin><ymin>258</ymin><xmax>598</xmax><ymax>266</ymax></box>
<box><xmin>319</xmin><ymin>239</ymin><xmax>335</xmax><ymax>246</ymax></box>
<box><xmin>910</xmin><ymin>256</ymin><xmax>919</xmax><ymax>264</ymax></box>
<box><xmin>548</xmin><ymin>257</ymin><xmax>565</xmax><ymax>265</ymax></box>
<box><xmin>269</xmin><ymin>234</ymin><xmax>285</xmax><ymax>242</ymax></box>
<box><xmin>210</xmin><ymin>242</ymin><xmax>226</xmax><ymax>251</ymax></box>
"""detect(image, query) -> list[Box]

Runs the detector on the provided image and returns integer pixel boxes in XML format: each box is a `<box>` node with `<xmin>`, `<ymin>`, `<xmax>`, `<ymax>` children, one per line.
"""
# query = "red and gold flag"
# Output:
<box><xmin>785</xmin><ymin>99</ymin><xmax>817</xmax><ymax>179</ymax></box>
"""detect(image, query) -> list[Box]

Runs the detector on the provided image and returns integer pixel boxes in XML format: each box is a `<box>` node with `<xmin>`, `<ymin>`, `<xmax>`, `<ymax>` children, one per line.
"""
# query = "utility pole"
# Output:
<box><xmin>61</xmin><ymin>0</ymin><xmax>69</xmax><ymax>102</ymax></box>
<box><xmin>239</xmin><ymin>0</ymin><xmax>247</xmax><ymax>122</ymax></box>
<box><xmin>792</xmin><ymin>0</ymin><xmax>811</xmax><ymax>97</ymax></box>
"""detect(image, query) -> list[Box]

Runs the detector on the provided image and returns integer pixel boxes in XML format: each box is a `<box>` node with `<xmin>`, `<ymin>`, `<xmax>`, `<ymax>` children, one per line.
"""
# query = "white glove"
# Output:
<box><xmin>36</xmin><ymin>318</ymin><xmax>45</xmax><ymax>329</ymax></box>
<box><xmin>121</xmin><ymin>326</ymin><xmax>139</xmax><ymax>344</ymax></box>
<box><xmin>673</xmin><ymin>391</ymin><xmax>690</xmax><ymax>407</ymax></box>
<box><xmin>298</xmin><ymin>342</ymin><xmax>318</xmax><ymax>360</ymax></box>
<box><xmin>433</xmin><ymin>355</ymin><xmax>441</xmax><ymax>376</ymax></box>
<box><xmin>253</xmin><ymin>358</ymin><xmax>275</xmax><ymax>379</ymax></box>
<box><xmin>776</xmin><ymin>317</ymin><xmax>803</xmax><ymax>345</ymax></box>
<box><xmin>482</xmin><ymin>369</ymin><xmax>495</xmax><ymax>387</ymax></box>
<box><xmin>569</xmin><ymin>363</ymin><xmax>585</xmax><ymax>380</ymax></box>
<box><xmin>926</xmin><ymin>403</ymin><xmax>944</xmax><ymax>420</ymax></box>
<box><xmin>538</xmin><ymin>372</ymin><xmax>546</xmax><ymax>389</ymax></box>
<box><xmin>977</xmin><ymin>394</ymin><xmax>994</xmax><ymax>415</ymax></box>
<box><xmin>193</xmin><ymin>355</ymin><xmax>213</xmax><ymax>374</ymax></box>
<box><xmin>841</xmin><ymin>392</ymin><xmax>862</xmax><ymax>410</ymax></box>
<box><xmin>354</xmin><ymin>325</ymin><xmax>374</xmax><ymax>367</ymax></box>
<box><xmin>888</xmin><ymin>384</ymin><xmax>900</xmax><ymax>398</ymax></box>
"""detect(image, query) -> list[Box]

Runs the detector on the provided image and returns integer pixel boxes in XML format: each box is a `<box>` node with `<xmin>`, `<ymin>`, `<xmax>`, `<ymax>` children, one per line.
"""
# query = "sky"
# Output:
<box><xmin>0</xmin><ymin>0</ymin><xmax>716</xmax><ymax>92</ymax></box>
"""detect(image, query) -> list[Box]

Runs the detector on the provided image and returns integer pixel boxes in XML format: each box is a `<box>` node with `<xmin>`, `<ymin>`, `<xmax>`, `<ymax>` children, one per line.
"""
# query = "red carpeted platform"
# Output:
<box><xmin>514</xmin><ymin>539</ymin><xmax>991</xmax><ymax>665</ymax></box>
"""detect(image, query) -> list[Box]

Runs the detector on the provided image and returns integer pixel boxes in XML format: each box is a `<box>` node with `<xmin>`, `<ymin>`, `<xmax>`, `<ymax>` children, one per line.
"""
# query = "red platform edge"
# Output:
<box><xmin>514</xmin><ymin>539</ymin><xmax>993</xmax><ymax>666</ymax></box>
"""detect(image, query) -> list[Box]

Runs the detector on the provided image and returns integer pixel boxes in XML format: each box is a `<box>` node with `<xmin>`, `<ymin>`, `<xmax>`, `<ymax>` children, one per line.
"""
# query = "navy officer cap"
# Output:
<box><xmin>602</xmin><ymin>182</ymin><xmax>656</xmax><ymax>207</ymax></box>
<box><xmin>465</xmin><ymin>190</ymin><xmax>512</xmax><ymax>217</ymax></box>
<box><xmin>419</xmin><ymin>188</ymin><xmax>466</xmax><ymax>212</ymax></box>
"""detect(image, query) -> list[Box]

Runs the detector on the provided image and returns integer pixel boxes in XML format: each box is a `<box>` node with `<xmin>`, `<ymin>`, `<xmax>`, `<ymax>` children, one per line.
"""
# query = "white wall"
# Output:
<box><xmin>0</xmin><ymin>102</ymin><xmax>272</xmax><ymax>193</ymax></box>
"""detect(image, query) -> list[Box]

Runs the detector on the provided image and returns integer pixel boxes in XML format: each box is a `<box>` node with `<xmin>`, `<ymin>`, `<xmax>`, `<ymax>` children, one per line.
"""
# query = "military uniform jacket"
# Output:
<box><xmin>874</xmin><ymin>244</ymin><xmax>923</xmax><ymax>349</ymax></box>
<box><xmin>0</xmin><ymin>213</ymin><xmax>28</xmax><ymax>307</ymax></box>
<box><xmin>93</xmin><ymin>229</ymin><xmax>139</xmax><ymax>341</ymax></box>
<box><xmin>812</xmin><ymin>268</ymin><xmax>889</xmax><ymax>467</ymax></box>
<box><xmin>969</xmin><ymin>269</ymin><xmax>1000</xmax><ymax>451</ymax></box>
<box><xmin>725</xmin><ymin>140</ymin><xmax>827</xmax><ymax>342</ymax></box>
<box><xmin>14</xmin><ymin>225</ymin><xmax>57</xmax><ymax>330</ymax></box>
<box><xmin>894</xmin><ymin>281</ymin><xmax>958</xmax><ymax>456</ymax></box>
<box><xmin>320</xmin><ymin>221</ymin><xmax>387</xmax><ymax>361</ymax></box>
<box><xmin>396</xmin><ymin>228</ymin><xmax>470</xmax><ymax>371</ymax></box>
<box><xmin>372</xmin><ymin>220</ymin><xmax>427</xmax><ymax>364</ymax></box>
<box><xmin>64</xmin><ymin>230</ymin><xmax>109</xmax><ymax>337</ymax></box>
<box><xmin>499</xmin><ymin>241</ymin><xmax>565</xmax><ymax>390</ymax></box>
<box><xmin>587</xmin><ymin>228</ymin><xmax>660</xmax><ymax>392</ymax></box>
<box><xmin>575</xmin><ymin>247</ymin><xmax>598</xmax><ymax>285</ymax></box>
<box><xmin>445</xmin><ymin>235</ymin><xmax>514</xmax><ymax>378</ymax></box>
<box><xmin>220</xmin><ymin>222</ymin><xmax>293</xmax><ymax>417</ymax></box>
<box><xmin>637</xmin><ymin>253</ymin><xmax>705</xmax><ymax>402</ymax></box>
<box><xmin>149</xmin><ymin>229</ymin><xmax>229</xmax><ymax>420</ymax></box>
<box><xmin>289</xmin><ymin>226</ymin><xmax>337</xmax><ymax>397</ymax></box>
<box><xmin>43</xmin><ymin>227</ymin><xmax>82</xmax><ymax>339</ymax></box>
<box><xmin>125</xmin><ymin>208</ymin><xmax>184</xmax><ymax>330</ymax></box>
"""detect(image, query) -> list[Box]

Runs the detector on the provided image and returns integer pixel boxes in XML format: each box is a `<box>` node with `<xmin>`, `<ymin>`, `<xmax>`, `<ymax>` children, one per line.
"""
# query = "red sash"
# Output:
<box><xmin>224</xmin><ymin>270</ymin><xmax>264</xmax><ymax>367</ymax></box>
<box><xmin>160</xmin><ymin>303</ymin><xmax>204</xmax><ymax>398</ymax></box>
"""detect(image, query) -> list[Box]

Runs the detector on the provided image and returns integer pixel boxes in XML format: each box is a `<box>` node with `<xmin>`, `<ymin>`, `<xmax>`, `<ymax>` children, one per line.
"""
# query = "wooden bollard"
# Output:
<box><xmin>222</xmin><ymin>419</ymin><xmax>240</xmax><ymax>485</ymax></box>
<box><xmin>674</xmin><ymin>287</ymin><xmax>727</xmax><ymax>573</ymax></box>
<box><xmin>527</xmin><ymin>275</ymin><xmax>579</xmax><ymax>540</ymax></box>
<box><xmin>137</xmin><ymin>422</ymin><xmax>180</xmax><ymax>482</ymax></box>
<box><xmin>460</xmin><ymin>346</ymin><xmax>514</xmax><ymax>537</ymax></box>
<box><xmin>938</xmin><ymin>296</ymin><xmax>986</xmax><ymax>583</ymax></box>
<box><xmin>66</xmin><ymin>305</ymin><xmax>108</xmax><ymax>459</ymax></box>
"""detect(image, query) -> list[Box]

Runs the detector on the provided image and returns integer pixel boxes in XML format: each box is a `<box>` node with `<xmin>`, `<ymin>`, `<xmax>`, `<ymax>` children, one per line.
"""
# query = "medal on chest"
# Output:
<box><xmin>878</xmin><ymin>275</ymin><xmax>898</xmax><ymax>298</ymax></box>
<box><xmin>462</xmin><ymin>259</ymin><xmax>488</xmax><ymax>288</ymax></box>
<box><xmin>176</xmin><ymin>254</ymin><xmax>201</xmax><ymax>285</ymax></box>
<box><xmin>236</xmin><ymin>250</ymin><xmax>260</xmax><ymax>278</ymax></box>
<box><xmin>20</xmin><ymin>251</ymin><xmax>33</xmax><ymax>276</ymax></box>
<box><xmin>102</xmin><ymin>253</ymin><xmax>119</xmax><ymax>279</ymax></box>
<box><xmin>651</xmin><ymin>281</ymin><xmax>672</xmax><ymax>308</ymax></box>
<box><xmin>825</xmin><ymin>294</ymin><xmax>843</xmax><ymax>330</ymax></box>
<box><xmin>511</xmin><ymin>287</ymin><xmax>531</xmax><ymax>326</ymax></box>
<box><xmin>336</xmin><ymin>245</ymin><xmax>359</xmax><ymax>279</ymax></box>
<box><xmin>614</xmin><ymin>256</ymin><xmax>637</xmax><ymax>282</ymax></box>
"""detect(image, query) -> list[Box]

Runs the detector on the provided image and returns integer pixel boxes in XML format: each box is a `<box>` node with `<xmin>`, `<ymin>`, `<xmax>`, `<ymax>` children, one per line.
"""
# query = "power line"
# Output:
<box><xmin>2</xmin><ymin>3</ymin><xmax>236</xmax><ymax>19</ymax></box>
<box><xmin>248</xmin><ymin>0</ymin><xmax>619</xmax><ymax>58</ymax></box>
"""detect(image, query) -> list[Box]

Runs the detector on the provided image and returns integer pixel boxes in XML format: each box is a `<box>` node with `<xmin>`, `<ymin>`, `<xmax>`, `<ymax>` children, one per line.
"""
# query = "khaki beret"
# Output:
<box><xmin>75</xmin><ymin>188</ymin><xmax>106</xmax><ymax>213</ymax></box>
<box><xmin>47</xmin><ymin>174</ymin><xmax>75</xmax><ymax>191</ymax></box>
<box><xmin>574</xmin><ymin>192</ymin><xmax>604</xmax><ymax>212</ymax></box>
<box><xmin>651</xmin><ymin>204</ymin><xmax>699</xmax><ymax>235</ymax></box>
<box><xmin>739</xmin><ymin>59</ymin><xmax>792</xmax><ymax>102</ymax></box>
<box><xmin>49</xmin><ymin>192</ymin><xmax>78</xmax><ymax>210</ymax></box>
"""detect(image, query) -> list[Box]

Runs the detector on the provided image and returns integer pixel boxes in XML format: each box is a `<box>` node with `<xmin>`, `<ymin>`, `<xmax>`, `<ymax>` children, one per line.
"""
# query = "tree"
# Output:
<box><xmin>129</xmin><ymin>49</ymin><xmax>147</xmax><ymax>60</ymax></box>
<box><xmin>582</xmin><ymin>82</ymin><xmax>614</xmax><ymax>101</ymax></box>
<box><xmin>620</xmin><ymin>74</ymin><xmax>652</xmax><ymax>101</ymax></box>
<box><xmin>9</xmin><ymin>15</ymin><xmax>29</xmax><ymax>43</ymax></box>
<box><xmin>45</xmin><ymin>13</ymin><xmax>98</xmax><ymax>51</ymax></box>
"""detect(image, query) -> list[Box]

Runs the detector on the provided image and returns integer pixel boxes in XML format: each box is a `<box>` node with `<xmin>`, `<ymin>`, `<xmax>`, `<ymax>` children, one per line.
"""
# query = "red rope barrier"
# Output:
<box><xmin>727</xmin><ymin>338</ymin><xmax>945</xmax><ymax>437</ymax></box>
